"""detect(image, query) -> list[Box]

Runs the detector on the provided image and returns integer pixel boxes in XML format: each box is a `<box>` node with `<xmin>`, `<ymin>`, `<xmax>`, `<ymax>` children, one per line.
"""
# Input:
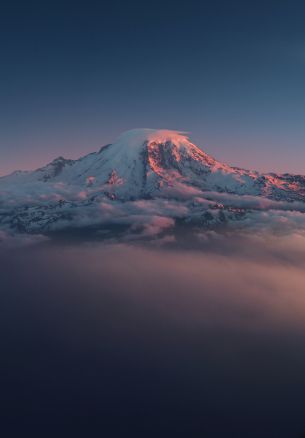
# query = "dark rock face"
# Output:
<box><xmin>1</xmin><ymin>129</ymin><xmax>305</xmax><ymax>237</ymax></box>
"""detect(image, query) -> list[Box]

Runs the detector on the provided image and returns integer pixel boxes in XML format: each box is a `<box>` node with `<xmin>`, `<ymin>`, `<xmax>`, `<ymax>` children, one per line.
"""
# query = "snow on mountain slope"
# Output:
<box><xmin>1</xmin><ymin>128</ymin><xmax>305</xmax><ymax>239</ymax></box>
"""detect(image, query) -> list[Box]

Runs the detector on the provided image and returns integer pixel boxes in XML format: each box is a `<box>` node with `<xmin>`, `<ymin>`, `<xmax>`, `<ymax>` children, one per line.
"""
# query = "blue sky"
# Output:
<box><xmin>1</xmin><ymin>0</ymin><xmax>305</xmax><ymax>175</ymax></box>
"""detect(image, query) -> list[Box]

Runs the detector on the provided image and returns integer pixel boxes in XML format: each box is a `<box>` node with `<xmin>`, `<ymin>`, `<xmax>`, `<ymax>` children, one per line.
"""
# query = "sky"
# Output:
<box><xmin>1</xmin><ymin>0</ymin><xmax>305</xmax><ymax>176</ymax></box>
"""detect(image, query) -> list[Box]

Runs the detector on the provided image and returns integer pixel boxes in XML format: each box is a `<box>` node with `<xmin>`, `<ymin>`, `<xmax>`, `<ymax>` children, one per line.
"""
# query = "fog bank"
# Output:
<box><xmin>1</xmin><ymin>236</ymin><xmax>305</xmax><ymax>437</ymax></box>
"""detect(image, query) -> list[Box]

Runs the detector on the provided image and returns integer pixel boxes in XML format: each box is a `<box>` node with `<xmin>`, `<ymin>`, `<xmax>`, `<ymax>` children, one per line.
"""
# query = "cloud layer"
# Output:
<box><xmin>2</xmin><ymin>236</ymin><xmax>305</xmax><ymax>436</ymax></box>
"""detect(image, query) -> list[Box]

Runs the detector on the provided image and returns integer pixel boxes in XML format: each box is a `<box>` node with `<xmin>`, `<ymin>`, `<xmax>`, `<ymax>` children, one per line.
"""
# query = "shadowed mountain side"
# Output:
<box><xmin>1</xmin><ymin>129</ymin><xmax>305</xmax><ymax>238</ymax></box>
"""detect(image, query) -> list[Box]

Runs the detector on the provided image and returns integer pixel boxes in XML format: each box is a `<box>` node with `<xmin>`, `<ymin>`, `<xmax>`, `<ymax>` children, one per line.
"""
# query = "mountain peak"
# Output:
<box><xmin>2</xmin><ymin>128</ymin><xmax>305</xmax><ymax>236</ymax></box>
<box><xmin>51</xmin><ymin>156</ymin><xmax>67</xmax><ymax>163</ymax></box>
<box><xmin>2</xmin><ymin>128</ymin><xmax>304</xmax><ymax>206</ymax></box>
<box><xmin>114</xmin><ymin>128</ymin><xmax>190</xmax><ymax>149</ymax></box>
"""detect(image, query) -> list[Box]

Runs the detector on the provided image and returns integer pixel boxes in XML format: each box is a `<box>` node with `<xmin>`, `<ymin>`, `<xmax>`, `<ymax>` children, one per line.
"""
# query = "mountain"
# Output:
<box><xmin>1</xmin><ymin>128</ymin><xmax>305</xmax><ymax>239</ymax></box>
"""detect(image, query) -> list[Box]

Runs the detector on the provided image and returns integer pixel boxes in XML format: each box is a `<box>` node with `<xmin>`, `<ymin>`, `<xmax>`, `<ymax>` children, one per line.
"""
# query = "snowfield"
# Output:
<box><xmin>1</xmin><ymin>128</ymin><xmax>305</xmax><ymax>241</ymax></box>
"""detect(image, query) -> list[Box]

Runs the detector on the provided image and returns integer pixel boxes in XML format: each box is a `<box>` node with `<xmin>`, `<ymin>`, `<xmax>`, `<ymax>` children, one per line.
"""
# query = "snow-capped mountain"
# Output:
<box><xmin>1</xmin><ymin>128</ymin><xmax>305</xmax><ymax>239</ymax></box>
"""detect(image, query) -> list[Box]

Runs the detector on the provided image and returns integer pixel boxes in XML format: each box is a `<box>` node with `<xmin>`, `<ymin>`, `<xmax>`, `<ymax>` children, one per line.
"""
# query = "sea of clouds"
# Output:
<box><xmin>2</xmin><ymin>235</ymin><xmax>305</xmax><ymax>436</ymax></box>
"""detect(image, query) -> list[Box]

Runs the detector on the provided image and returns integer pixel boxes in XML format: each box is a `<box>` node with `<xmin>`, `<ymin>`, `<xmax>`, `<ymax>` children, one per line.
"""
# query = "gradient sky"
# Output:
<box><xmin>1</xmin><ymin>0</ymin><xmax>305</xmax><ymax>176</ymax></box>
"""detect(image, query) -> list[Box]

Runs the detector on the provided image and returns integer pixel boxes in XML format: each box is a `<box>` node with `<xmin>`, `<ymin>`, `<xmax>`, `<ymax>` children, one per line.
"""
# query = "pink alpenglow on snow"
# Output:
<box><xmin>1</xmin><ymin>128</ymin><xmax>305</xmax><ymax>239</ymax></box>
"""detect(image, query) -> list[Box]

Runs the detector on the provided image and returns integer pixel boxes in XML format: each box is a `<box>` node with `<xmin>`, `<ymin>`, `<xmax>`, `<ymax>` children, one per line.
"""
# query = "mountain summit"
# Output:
<box><xmin>1</xmin><ymin>128</ymin><xmax>305</xmax><ymax>237</ymax></box>
<box><xmin>2</xmin><ymin>128</ymin><xmax>304</xmax><ymax>201</ymax></box>
<box><xmin>1</xmin><ymin>128</ymin><xmax>226</xmax><ymax>198</ymax></box>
